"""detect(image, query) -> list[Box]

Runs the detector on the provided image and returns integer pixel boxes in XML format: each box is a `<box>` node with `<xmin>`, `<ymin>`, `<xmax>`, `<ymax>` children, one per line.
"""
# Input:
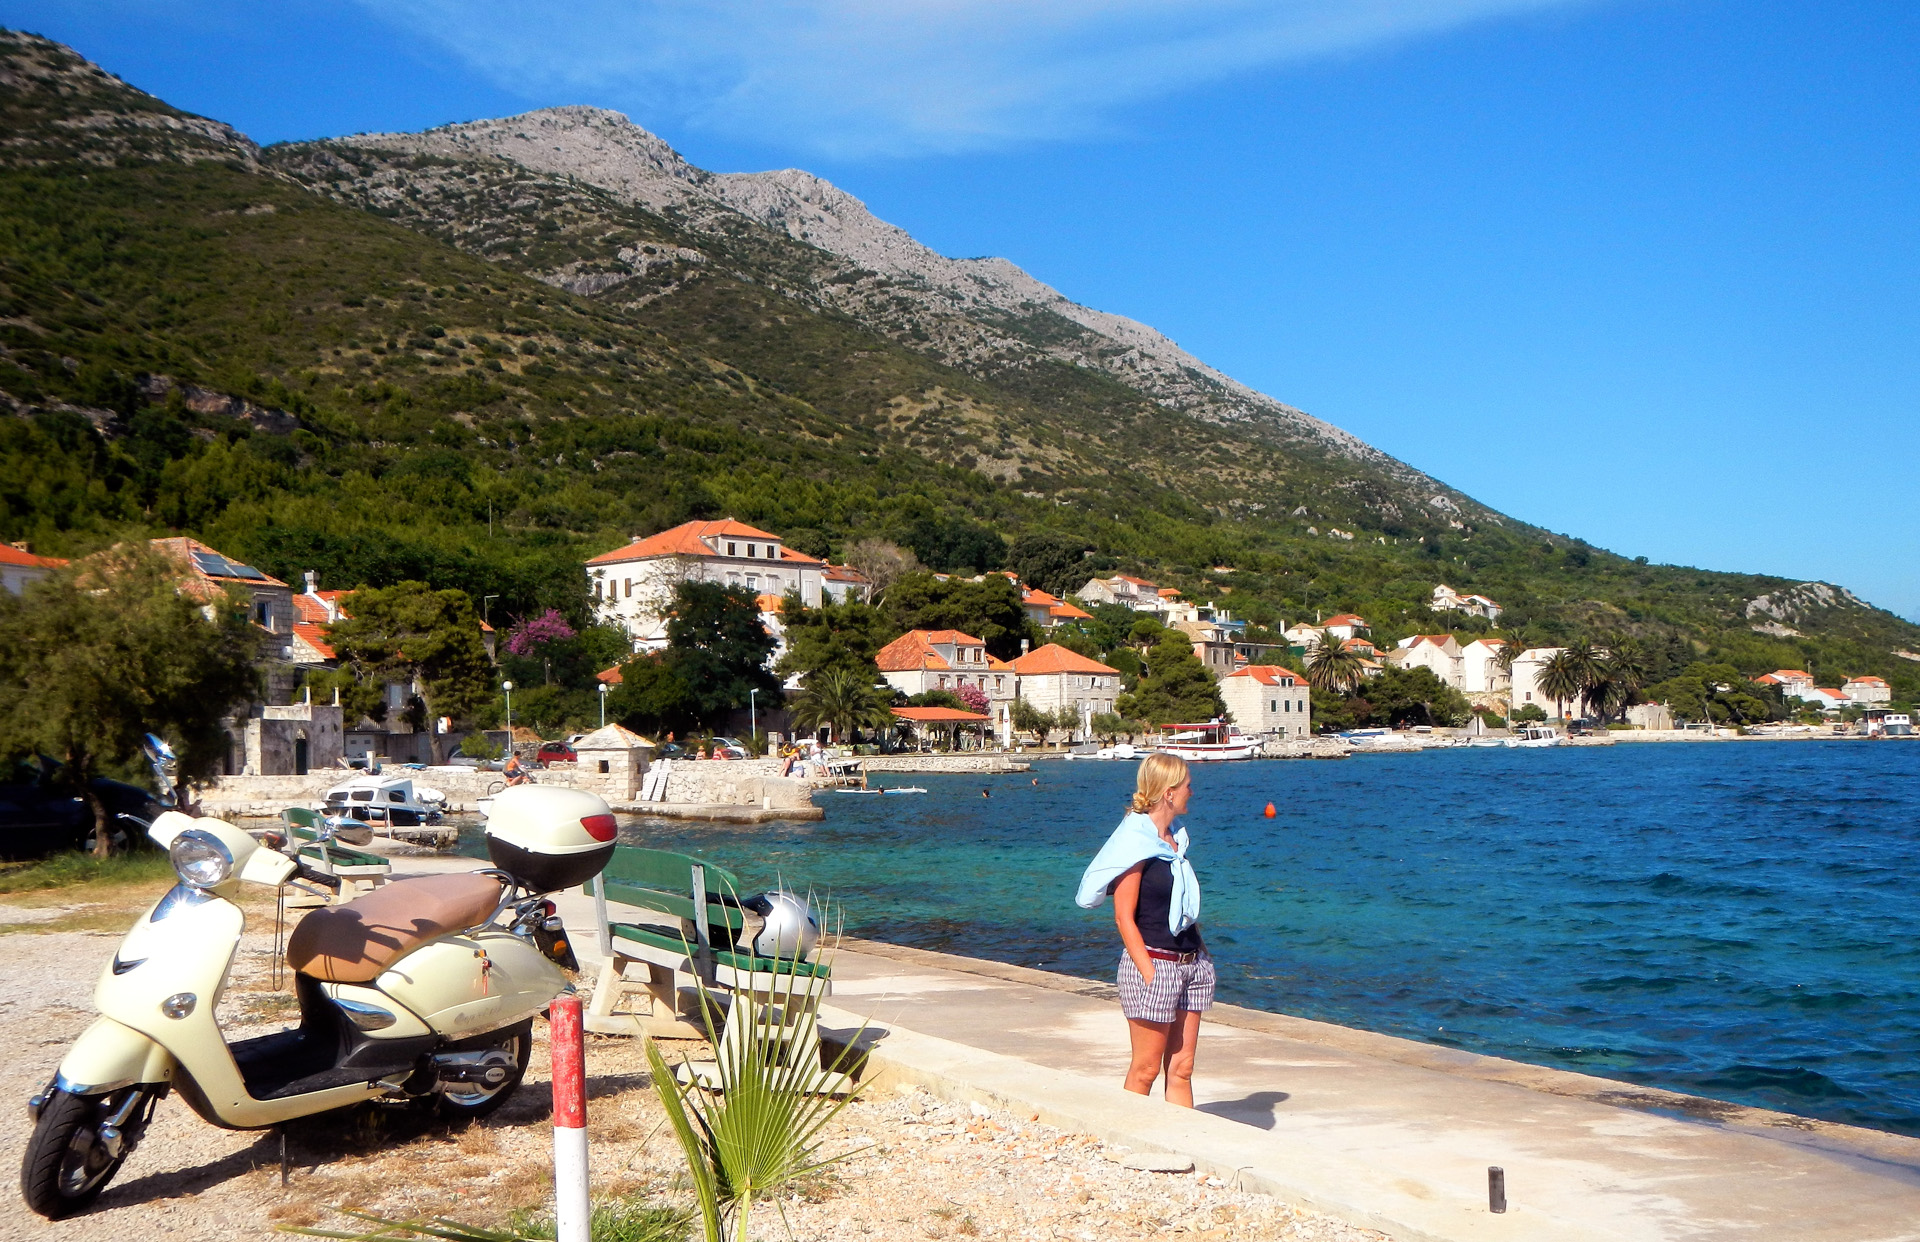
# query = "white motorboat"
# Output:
<box><xmin>1152</xmin><ymin>721</ymin><xmax>1263</xmax><ymax>762</ymax></box>
<box><xmin>1504</xmin><ymin>726</ymin><xmax>1563</xmax><ymax>748</ymax></box>
<box><xmin>1064</xmin><ymin>742</ymin><xmax>1140</xmax><ymax>761</ymax></box>
<box><xmin>320</xmin><ymin>772</ymin><xmax>446</xmax><ymax>829</ymax></box>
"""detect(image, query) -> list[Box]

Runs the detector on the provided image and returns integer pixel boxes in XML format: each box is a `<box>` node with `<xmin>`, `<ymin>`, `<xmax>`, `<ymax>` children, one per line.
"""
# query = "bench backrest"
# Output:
<box><xmin>592</xmin><ymin>845</ymin><xmax>746</xmax><ymax>946</ymax></box>
<box><xmin>280</xmin><ymin>807</ymin><xmax>390</xmax><ymax>871</ymax></box>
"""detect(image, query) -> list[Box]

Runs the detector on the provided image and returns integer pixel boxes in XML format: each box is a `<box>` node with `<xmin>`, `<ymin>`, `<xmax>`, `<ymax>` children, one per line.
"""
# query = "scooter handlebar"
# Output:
<box><xmin>292</xmin><ymin>861</ymin><xmax>343</xmax><ymax>892</ymax></box>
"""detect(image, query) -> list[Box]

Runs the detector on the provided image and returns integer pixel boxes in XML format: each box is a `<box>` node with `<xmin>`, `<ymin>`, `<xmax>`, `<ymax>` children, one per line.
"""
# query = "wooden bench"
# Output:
<box><xmin>585</xmin><ymin>845</ymin><xmax>844</xmax><ymax>1090</ymax></box>
<box><xmin>279</xmin><ymin>807</ymin><xmax>392</xmax><ymax>898</ymax></box>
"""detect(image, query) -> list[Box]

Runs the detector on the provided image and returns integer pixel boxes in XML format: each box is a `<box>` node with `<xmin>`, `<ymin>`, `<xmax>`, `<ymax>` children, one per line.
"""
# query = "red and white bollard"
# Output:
<box><xmin>550</xmin><ymin>995</ymin><xmax>589</xmax><ymax>1242</ymax></box>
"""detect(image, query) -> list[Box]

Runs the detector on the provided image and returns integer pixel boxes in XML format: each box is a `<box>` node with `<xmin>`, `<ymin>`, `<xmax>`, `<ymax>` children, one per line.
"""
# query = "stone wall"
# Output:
<box><xmin>860</xmin><ymin>754</ymin><xmax>1032</xmax><ymax>773</ymax></box>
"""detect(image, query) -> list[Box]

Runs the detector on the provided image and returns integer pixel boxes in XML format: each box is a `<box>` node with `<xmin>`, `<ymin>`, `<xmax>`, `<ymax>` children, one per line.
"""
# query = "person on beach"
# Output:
<box><xmin>1075</xmin><ymin>752</ymin><xmax>1212</xmax><ymax>1106</ymax></box>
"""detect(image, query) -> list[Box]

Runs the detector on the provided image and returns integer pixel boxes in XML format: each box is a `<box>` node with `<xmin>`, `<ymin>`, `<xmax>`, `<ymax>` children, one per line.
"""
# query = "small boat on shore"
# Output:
<box><xmin>320</xmin><ymin>772</ymin><xmax>448</xmax><ymax>837</ymax></box>
<box><xmin>1505</xmin><ymin>726</ymin><xmax>1563</xmax><ymax>749</ymax></box>
<box><xmin>1064</xmin><ymin>742</ymin><xmax>1140</xmax><ymax>762</ymax></box>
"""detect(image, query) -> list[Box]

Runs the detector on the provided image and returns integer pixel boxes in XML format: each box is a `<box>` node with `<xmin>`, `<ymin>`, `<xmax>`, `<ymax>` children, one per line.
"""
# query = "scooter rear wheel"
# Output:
<box><xmin>435</xmin><ymin>1021</ymin><xmax>531</xmax><ymax>1122</ymax></box>
<box><xmin>20</xmin><ymin>1089</ymin><xmax>138</xmax><ymax>1218</ymax></box>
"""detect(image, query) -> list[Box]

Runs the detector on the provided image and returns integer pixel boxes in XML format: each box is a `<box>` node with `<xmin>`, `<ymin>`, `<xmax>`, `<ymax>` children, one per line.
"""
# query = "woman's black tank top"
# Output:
<box><xmin>1132</xmin><ymin>857</ymin><xmax>1203</xmax><ymax>953</ymax></box>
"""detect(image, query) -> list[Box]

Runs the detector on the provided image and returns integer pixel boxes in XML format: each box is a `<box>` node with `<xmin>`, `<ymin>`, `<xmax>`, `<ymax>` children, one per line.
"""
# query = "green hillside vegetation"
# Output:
<box><xmin>2</xmin><ymin>28</ymin><xmax>1916</xmax><ymax>728</ymax></box>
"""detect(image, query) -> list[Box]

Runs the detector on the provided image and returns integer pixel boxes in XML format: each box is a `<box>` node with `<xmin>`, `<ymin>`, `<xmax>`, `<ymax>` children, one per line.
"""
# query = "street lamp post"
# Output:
<box><xmin>749</xmin><ymin>688</ymin><xmax>758</xmax><ymax>747</ymax></box>
<box><xmin>598</xmin><ymin>681</ymin><xmax>609</xmax><ymax>728</ymax></box>
<box><xmin>503</xmin><ymin>680</ymin><xmax>514</xmax><ymax>737</ymax></box>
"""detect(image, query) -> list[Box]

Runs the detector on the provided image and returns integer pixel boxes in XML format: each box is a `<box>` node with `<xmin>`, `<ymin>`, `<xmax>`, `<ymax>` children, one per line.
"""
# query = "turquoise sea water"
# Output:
<box><xmin>518</xmin><ymin>742</ymin><xmax>1920</xmax><ymax>1134</ymax></box>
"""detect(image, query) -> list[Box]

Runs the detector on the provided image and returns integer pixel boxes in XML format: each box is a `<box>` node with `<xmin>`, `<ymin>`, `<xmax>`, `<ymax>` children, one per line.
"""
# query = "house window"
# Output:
<box><xmin>255</xmin><ymin>599</ymin><xmax>273</xmax><ymax>630</ymax></box>
<box><xmin>746</xmin><ymin>544</ymin><xmax>756</xmax><ymax>557</ymax></box>
<box><xmin>625</xmin><ymin>579</ymin><xmax>634</xmax><ymax>599</ymax></box>
<box><xmin>1271</xmin><ymin>699</ymin><xmax>1278</xmax><ymax>712</ymax></box>
<box><xmin>727</xmin><ymin>542</ymin><xmax>738</xmax><ymax>556</ymax></box>
<box><xmin>746</xmin><ymin>574</ymin><xmax>759</xmax><ymax>590</ymax></box>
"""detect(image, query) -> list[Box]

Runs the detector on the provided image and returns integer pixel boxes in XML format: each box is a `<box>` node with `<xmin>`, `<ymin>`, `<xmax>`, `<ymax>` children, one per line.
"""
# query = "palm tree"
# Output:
<box><xmin>789</xmin><ymin>667</ymin><xmax>893</xmax><ymax>743</ymax></box>
<box><xmin>1587</xmin><ymin>640</ymin><xmax>1648</xmax><ymax>724</ymax></box>
<box><xmin>1305</xmin><ymin>632</ymin><xmax>1365</xmax><ymax>695</ymax></box>
<box><xmin>1536</xmin><ymin>649</ymin><xmax>1584</xmax><ymax>721</ymax></box>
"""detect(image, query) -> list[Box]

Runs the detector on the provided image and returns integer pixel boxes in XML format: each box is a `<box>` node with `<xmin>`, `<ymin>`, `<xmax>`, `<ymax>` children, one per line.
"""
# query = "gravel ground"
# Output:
<box><xmin>0</xmin><ymin>884</ymin><xmax>1391</xmax><ymax>1242</ymax></box>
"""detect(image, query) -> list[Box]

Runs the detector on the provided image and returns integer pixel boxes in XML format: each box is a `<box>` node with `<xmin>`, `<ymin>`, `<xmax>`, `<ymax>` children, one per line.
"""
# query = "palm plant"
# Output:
<box><xmin>1494</xmin><ymin>626</ymin><xmax>1536</xmax><ymax>675</ymax></box>
<box><xmin>788</xmin><ymin>667</ymin><xmax>893</xmax><ymax>743</ymax></box>
<box><xmin>648</xmin><ymin>942</ymin><xmax>868</xmax><ymax>1242</ymax></box>
<box><xmin>1305</xmin><ymin>633</ymin><xmax>1365</xmax><ymax>695</ymax></box>
<box><xmin>1536</xmin><ymin>649</ymin><xmax>1585</xmax><ymax>720</ymax></box>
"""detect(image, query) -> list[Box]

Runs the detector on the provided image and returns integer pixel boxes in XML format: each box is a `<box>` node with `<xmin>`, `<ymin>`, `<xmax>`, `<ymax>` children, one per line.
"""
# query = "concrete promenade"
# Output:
<box><xmin>390</xmin><ymin>850</ymin><xmax>1920</xmax><ymax>1242</ymax></box>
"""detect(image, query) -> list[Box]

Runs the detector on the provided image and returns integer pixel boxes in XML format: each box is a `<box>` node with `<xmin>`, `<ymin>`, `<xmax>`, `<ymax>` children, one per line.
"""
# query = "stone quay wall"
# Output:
<box><xmin>860</xmin><ymin>754</ymin><xmax>1033</xmax><ymax>774</ymax></box>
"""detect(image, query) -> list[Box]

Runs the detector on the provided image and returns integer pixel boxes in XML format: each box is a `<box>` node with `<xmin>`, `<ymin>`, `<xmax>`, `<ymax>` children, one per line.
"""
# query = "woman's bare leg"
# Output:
<box><xmin>1125</xmin><ymin>1017</ymin><xmax>1171</xmax><ymax>1095</ymax></box>
<box><xmin>1160</xmin><ymin>1009</ymin><xmax>1203</xmax><ymax>1107</ymax></box>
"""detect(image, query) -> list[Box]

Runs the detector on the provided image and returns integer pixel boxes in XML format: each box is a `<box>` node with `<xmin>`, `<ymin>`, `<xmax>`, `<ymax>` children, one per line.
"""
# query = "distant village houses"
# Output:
<box><xmin>1430</xmin><ymin>583</ymin><xmax>1503</xmax><ymax>621</ymax></box>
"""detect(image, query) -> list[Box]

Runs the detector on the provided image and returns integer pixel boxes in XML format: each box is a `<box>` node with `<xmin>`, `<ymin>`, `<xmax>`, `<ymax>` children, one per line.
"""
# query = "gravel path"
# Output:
<box><xmin>0</xmin><ymin>886</ymin><xmax>1391</xmax><ymax>1241</ymax></box>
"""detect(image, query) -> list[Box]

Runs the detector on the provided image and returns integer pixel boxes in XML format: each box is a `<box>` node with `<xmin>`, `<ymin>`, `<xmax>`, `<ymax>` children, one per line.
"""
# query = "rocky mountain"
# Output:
<box><xmin>2</xmin><ymin>27</ymin><xmax>1917</xmax><ymax>697</ymax></box>
<box><xmin>315</xmin><ymin>107</ymin><xmax>1400</xmax><ymax>470</ymax></box>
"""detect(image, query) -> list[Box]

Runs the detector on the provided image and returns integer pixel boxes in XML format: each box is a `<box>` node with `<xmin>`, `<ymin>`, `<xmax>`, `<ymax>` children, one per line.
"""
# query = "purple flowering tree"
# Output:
<box><xmin>505</xmin><ymin>609</ymin><xmax>576</xmax><ymax>684</ymax></box>
<box><xmin>954</xmin><ymin>683</ymin><xmax>989</xmax><ymax>715</ymax></box>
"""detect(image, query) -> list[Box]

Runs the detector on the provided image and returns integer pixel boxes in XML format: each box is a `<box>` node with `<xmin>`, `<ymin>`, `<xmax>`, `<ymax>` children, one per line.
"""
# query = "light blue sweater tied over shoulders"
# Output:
<box><xmin>1075</xmin><ymin>812</ymin><xmax>1200</xmax><ymax>936</ymax></box>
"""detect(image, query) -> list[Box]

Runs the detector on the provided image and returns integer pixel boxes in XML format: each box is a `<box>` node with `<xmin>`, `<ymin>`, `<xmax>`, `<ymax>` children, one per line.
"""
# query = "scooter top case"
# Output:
<box><xmin>482</xmin><ymin>784</ymin><xmax>618</xmax><ymax>892</ymax></box>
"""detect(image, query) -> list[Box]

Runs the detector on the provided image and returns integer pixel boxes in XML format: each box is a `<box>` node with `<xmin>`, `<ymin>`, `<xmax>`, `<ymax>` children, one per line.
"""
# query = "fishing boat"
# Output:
<box><xmin>1152</xmin><ymin>721</ymin><xmax>1263</xmax><ymax>762</ymax></box>
<box><xmin>1504</xmin><ymin>725</ymin><xmax>1563</xmax><ymax>749</ymax></box>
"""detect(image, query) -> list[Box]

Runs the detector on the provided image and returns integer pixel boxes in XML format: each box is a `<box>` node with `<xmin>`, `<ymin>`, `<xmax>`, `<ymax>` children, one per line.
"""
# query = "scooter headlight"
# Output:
<box><xmin>169</xmin><ymin>829</ymin><xmax>233</xmax><ymax>888</ymax></box>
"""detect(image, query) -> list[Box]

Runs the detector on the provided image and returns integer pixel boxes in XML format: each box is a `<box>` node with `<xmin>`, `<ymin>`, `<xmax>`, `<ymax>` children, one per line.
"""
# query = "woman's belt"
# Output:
<box><xmin>1143</xmin><ymin>947</ymin><xmax>1202</xmax><ymax>964</ymax></box>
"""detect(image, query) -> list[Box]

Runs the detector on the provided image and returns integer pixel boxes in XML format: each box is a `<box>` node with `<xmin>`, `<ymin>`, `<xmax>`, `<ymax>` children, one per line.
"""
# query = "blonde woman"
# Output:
<box><xmin>1075</xmin><ymin>752</ymin><xmax>1212</xmax><ymax>1105</ymax></box>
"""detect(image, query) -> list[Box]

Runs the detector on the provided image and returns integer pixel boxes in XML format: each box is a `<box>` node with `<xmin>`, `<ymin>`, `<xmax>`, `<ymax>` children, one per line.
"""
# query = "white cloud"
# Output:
<box><xmin>359</xmin><ymin>0</ymin><xmax>1592</xmax><ymax>157</ymax></box>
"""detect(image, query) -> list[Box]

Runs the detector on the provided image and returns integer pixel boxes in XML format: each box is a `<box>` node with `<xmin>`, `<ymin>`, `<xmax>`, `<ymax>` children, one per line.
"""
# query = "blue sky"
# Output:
<box><xmin>10</xmin><ymin>1</ymin><xmax>1920</xmax><ymax>620</ymax></box>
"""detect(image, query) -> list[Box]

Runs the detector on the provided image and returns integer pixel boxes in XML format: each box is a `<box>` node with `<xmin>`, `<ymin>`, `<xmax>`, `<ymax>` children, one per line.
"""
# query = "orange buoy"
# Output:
<box><xmin>1263</xmin><ymin>802</ymin><xmax>1277</xmax><ymax>818</ymax></box>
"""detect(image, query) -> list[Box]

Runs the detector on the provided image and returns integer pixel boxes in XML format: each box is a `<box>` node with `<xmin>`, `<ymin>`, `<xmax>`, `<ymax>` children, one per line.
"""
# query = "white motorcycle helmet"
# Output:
<box><xmin>743</xmin><ymin>890</ymin><xmax>820</xmax><ymax>961</ymax></box>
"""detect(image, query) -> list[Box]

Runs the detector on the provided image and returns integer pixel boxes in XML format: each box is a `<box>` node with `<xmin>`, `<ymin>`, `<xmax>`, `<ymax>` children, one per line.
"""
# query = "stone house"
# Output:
<box><xmin>1174</xmin><ymin>619</ymin><xmax>1239</xmax><ymax>679</ymax></box>
<box><xmin>1509</xmin><ymin>648</ymin><xmax>1588</xmax><ymax>718</ymax></box>
<box><xmin>1392</xmin><ymin>634</ymin><xmax>1466</xmax><ymax>689</ymax></box>
<box><xmin>1219</xmin><ymin>665</ymin><xmax>1312</xmax><ymax>739</ymax></box>
<box><xmin>1843</xmin><ymin>676</ymin><xmax>1891</xmax><ymax>706</ymax></box>
<box><xmin>570</xmin><ymin>723</ymin><xmax>651</xmax><ymax>801</ymax></box>
<box><xmin>1322</xmin><ymin>614</ymin><xmax>1370</xmax><ymax>642</ymax></box>
<box><xmin>1430</xmin><ymin>584</ymin><xmax>1504</xmax><ymax>621</ymax></box>
<box><xmin>588</xmin><ymin>519</ymin><xmax>830</xmax><ymax>650</ymax></box>
<box><xmin>0</xmin><ymin>543</ymin><xmax>66</xmax><ymax>594</ymax></box>
<box><xmin>1075</xmin><ymin>574</ymin><xmax>1160</xmax><ymax>609</ymax></box>
<box><xmin>1459</xmin><ymin>638</ymin><xmax>1510</xmax><ymax>696</ymax></box>
<box><xmin>1007</xmin><ymin>643</ymin><xmax>1121</xmax><ymax>731</ymax></box>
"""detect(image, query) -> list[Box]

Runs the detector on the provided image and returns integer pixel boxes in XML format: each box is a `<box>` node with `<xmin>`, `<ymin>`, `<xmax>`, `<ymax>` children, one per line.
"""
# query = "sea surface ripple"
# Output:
<box><xmin>599</xmin><ymin>741</ymin><xmax>1920</xmax><ymax>1135</ymax></box>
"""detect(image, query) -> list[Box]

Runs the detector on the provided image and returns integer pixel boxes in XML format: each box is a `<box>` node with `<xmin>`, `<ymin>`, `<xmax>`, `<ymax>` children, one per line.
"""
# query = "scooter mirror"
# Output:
<box><xmin>141</xmin><ymin>732</ymin><xmax>179</xmax><ymax>807</ymax></box>
<box><xmin>324</xmin><ymin>819</ymin><xmax>375</xmax><ymax>847</ymax></box>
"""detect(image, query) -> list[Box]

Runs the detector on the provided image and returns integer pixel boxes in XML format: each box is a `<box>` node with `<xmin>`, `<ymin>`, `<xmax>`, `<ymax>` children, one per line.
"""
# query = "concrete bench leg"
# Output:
<box><xmin>585</xmin><ymin>953</ymin><xmax>709</xmax><ymax>1039</ymax></box>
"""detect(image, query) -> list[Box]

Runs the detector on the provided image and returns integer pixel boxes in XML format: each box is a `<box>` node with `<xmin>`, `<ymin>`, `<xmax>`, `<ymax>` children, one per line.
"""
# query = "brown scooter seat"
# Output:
<box><xmin>287</xmin><ymin>873</ymin><xmax>504</xmax><ymax>983</ymax></box>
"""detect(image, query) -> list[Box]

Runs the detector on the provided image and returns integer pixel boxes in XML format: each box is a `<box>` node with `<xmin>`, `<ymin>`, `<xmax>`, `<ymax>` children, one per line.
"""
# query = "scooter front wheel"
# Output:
<box><xmin>20</xmin><ymin>1088</ymin><xmax>142</xmax><ymax>1218</ymax></box>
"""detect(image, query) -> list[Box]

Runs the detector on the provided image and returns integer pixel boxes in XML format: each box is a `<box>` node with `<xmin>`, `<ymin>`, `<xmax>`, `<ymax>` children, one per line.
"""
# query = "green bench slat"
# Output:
<box><xmin>601</xmin><ymin>847</ymin><xmax>739</xmax><ymax>893</ymax></box>
<box><xmin>609</xmin><ymin>923</ymin><xmax>828</xmax><ymax>978</ymax></box>
<box><xmin>600</xmin><ymin>881</ymin><xmax>744</xmax><ymax>933</ymax></box>
<box><xmin>283</xmin><ymin>823</ymin><xmax>388</xmax><ymax>871</ymax></box>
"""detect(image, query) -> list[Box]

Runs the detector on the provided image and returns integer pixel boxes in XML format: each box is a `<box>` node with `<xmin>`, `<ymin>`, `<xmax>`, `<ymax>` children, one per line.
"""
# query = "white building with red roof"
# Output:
<box><xmin>587</xmin><ymin>519</ymin><xmax>830</xmax><ymax>648</ymax></box>
<box><xmin>1392</xmin><ymin>634</ymin><xmax>1467</xmax><ymax>688</ymax></box>
<box><xmin>1510</xmin><ymin>647</ymin><xmax>1588</xmax><ymax>719</ymax></box>
<box><xmin>1075</xmin><ymin>573</ymin><xmax>1160</xmax><ymax>610</ymax></box>
<box><xmin>1459</xmin><ymin>638</ymin><xmax>1510</xmax><ymax>695</ymax></box>
<box><xmin>1219</xmin><ymin>665</ymin><xmax>1312</xmax><ymax>739</ymax></box>
<box><xmin>1843</xmin><ymin>676</ymin><xmax>1890</xmax><ymax>706</ymax></box>
<box><xmin>1322</xmin><ymin>613</ymin><xmax>1370</xmax><ymax>642</ymax></box>
<box><xmin>875</xmin><ymin>629</ymin><xmax>1015</xmax><ymax>707</ymax></box>
<box><xmin>1007</xmin><ymin>643</ymin><xmax>1121</xmax><ymax>722</ymax></box>
<box><xmin>0</xmin><ymin>542</ymin><xmax>67</xmax><ymax>595</ymax></box>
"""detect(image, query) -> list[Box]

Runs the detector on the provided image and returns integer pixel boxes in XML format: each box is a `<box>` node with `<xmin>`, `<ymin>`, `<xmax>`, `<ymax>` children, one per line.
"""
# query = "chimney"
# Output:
<box><xmin>304</xmin><ymin>569</ymin><xmax>318</xmax><ymax>594</ymax></box>
<box><xmin>1020</xmin><ymin>639</ymin><xmax>1030</xmax><ymax>655</ymax></box>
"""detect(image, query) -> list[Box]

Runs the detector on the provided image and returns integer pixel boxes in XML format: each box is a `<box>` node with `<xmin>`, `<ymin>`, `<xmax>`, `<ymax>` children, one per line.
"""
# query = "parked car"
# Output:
<box><xmin>0</xmin><ymin>757</ymin><xmax>162</xmax><ymax>861</ymax></box>
<box><xmin>536</xmin><ymin>741</ymin><xmax>577</xmax><ymax>766</ymax></box>
<box><xmin>710</xmin><ymin>737</ymin><xmax>750</xmax><ymax>759</ymax></box>
<box><xmin>654</xmin><ymin>742</ymin><xmax>688</xmax><ymax>761</ymax></box>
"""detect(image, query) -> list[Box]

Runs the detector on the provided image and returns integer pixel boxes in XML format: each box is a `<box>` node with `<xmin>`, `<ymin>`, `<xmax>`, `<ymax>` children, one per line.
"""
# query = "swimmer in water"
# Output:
<box><xmin>981</xmin><ymin>789</ymin><xmax>991</xmax><ymax>799</ymax></box>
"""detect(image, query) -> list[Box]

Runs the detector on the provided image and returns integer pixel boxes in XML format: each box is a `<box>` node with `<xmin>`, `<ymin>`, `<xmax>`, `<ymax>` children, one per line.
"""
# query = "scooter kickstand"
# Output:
<box><xmin>279</xmin><ymin>1127</ymin><xmax>289</xmax><ymax>1187</ymax></box>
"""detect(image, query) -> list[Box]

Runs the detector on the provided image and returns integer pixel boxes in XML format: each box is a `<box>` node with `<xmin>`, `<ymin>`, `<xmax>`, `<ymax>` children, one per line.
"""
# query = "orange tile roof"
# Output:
<box><xmin>587</xmin><ymin>519</ymin><xmax>799</xmax><ymax>565</ymax></box>
<box><xmin>1023</xmin><ymin>587</ymin><xmax>1061</xmax><ymax>606</ymax></box>
<box><xmin>875</xmin><ymin>629</ymin><xmax>986</xmax><ymax>672</ymax></box>
<box><xmin>1845</xmin><ymin>676</ymin><xmax>1888</xmax><ymax>686</ymax></box>
<box><xmin>1115</xmin><ymin>575</ymin><xmax>1157</xmax><ymax>588</ymax></box>
<box><xmin>987</xmin><ymin>655</ymin><xmax>1012</xmax><ymax>671</ymax></box>
<box><xmin>891</xmin><ymin>706</ymin><xmax>991</xmax><ymax>723</ymax></box>
<box><xmin>1324</xmin><ymin>613</ymin><xmax>1368</xmax><ymax>627</ymax></box>
<box><xmin>291</xmin><ymin>622</ymin><xmax>336</xmax><ymax>661</ymax></box>
<box><xmin>1769</xmin><ymin>669</ymin><xmax>1814</xmax><ymax>681</ymax></box>
<box><xmin>1049</xmin><ymin>601</ymin><xmax>1093</xmax><ymax>621</ymax></box>
<box><xmin>596</xmin><ymin>664</ymin><xmax>624</xmax><ymax>685</ymax></box>
<box><xmin>1157</xmin><ymin>587</ymin><xmax>1182</xmax><ymax>598</ymax></box>
<box><xmin>1008</xmin><ymin>643</ymin><xmax>1120</xmax><ymax>676</ymax></box>
<box><xmin>1225</xmin><ymin>665</ymin><xmax>1299</xmax><ymax>686</ymax></box>
<box><xmin>1342</xmin><ymin>637</ymin><xmax>1377</xmax><ymax>652</ymax></box>
<box><xmin>0</xmin><ymin>545</ymin><xmax>66</xmax><ymax>570</ymax></box>
<box><xmin>824</xmin><ymin>563</ymin><xmax>869</xmax><ymax>582</ymax></box>
<box><xmin>755</xmin><ymin>593</ymin><xmax>785</xmax><ymax>613</ymax></box>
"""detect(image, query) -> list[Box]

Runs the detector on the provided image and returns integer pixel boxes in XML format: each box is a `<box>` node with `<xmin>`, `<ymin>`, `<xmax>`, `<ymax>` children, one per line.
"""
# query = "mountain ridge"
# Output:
<box><xmin>326</xmin><ymin>106</ymin><xmax>1415</xmax><ymax>483</ymax></box>
<box><xmin>2</xmin><ymin>27</ymin><xmax>1917</xmax><ymax>704</ymax></box>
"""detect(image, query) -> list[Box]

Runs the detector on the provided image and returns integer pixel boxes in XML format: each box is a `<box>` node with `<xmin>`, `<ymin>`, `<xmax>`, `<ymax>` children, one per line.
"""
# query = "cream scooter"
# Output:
<box><xmin>21</xmin><ymin>739</ymin><xmax>617</xmax><ymax>1219</ymax></box>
